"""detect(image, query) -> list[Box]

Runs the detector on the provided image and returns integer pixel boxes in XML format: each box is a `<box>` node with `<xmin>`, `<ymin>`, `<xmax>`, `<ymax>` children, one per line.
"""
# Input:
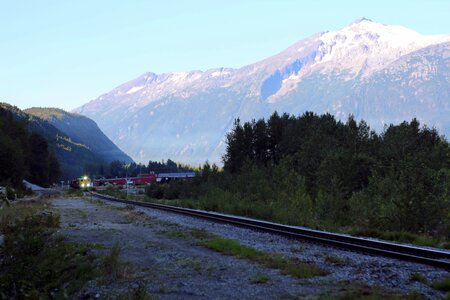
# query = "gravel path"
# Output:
<box><xmin>51</xmin><ymin>196</ymin><xmax>449</xmax><ymax>299</ymax></box>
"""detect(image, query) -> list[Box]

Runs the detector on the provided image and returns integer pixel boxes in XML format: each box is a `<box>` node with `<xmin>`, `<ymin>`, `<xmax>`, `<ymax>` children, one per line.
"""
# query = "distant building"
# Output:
<box><xmin>156</xmin><ymin>172</ymin><xmax>196</xmax><ymax>183</ymax></box>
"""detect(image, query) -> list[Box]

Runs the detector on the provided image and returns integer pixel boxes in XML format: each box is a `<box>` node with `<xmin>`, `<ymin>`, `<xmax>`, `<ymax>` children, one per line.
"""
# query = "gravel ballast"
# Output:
<box><xmin>51</xmin><ymin>196</ymin><xmax>450</xmax><ymax>299</ymax></box>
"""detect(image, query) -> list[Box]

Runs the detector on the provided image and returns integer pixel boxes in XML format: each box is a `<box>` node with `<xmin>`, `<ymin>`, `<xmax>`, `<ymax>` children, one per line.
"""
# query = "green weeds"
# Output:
<box><xmin>350</xmin><ymin>229</ymin><xmax>441</xmax><ymax>248</ymax></box>
<box><xmin>157</xmin><ymin>225</ymin><xmax>327</xmax><ymax>280</ymax></box>
<box><xmin>320</xmin><ymin>282</ymin><xmax>424</xmax><ymax>299</ymax></box>
<box><xmin>204</xmin><ymin>237</ymin><xmax>328</xmax><ymax>279</ymax></box>
<box><xmin>431</xmin><ymin>277</ymin><xmax>450</xmax><ymax>292</ymax></box>
<box><xmin>409</xmin><ymin>272</ymin><xmax>427</xmax><ymax>284</ymax></box>
<box><xmin>324</xmin><ymin>255</ymin><xmax>349</xmax><ymax>266</ymax></box>
<box><xmin>117</xmin><ymin>282</ymin><xmax>153</xmax><ymax>300</ymax></box>
<box><xmin>102</xmin><ymin>245</ymin><xmax>134</xmax><ymax>282</ymax></box>
<box><xmin>158</xmin><ymin>228</ymin><xmax>213</xmax><ymax>241</ymax></box>
<box><xmin>176</xmin><ymin>258</ymin><xmax>203</xmax><ymax>272</ymax></box>
<box><xmin>250</xmin><ymin>272</ymin><xmax>270</xmax><ymax>284</ymax></box>
<box><xmin>113</xmin><ymin>220</ymin><xmax>133</xmax><ymax>225</ymax></box>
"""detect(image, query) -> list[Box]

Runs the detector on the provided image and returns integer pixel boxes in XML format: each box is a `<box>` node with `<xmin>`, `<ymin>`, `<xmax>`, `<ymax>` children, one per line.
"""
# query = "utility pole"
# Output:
<box><xmin>124</xmin><ymin>163</ymin><xmax>130</xmax><ymax>199</ymax></box>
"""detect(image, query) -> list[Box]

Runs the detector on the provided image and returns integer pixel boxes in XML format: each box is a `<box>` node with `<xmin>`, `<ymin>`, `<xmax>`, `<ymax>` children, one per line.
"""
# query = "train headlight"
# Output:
<box><xmin>81</xmin><ymin>183</ymin><xmax>85</xmax><ymax>188</ymax></box>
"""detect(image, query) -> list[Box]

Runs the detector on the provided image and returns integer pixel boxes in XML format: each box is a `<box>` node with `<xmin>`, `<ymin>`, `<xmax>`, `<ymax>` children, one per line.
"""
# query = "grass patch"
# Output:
<box><xmin>250</xmin><ymin>272</ymin><xmax>270</xmax><ymax>284</ymax></box>
<box><xmin>321</xmin><ymin>282</ymin><xmax>424</xmax><ymax>299</ymax></box>
<box><xmin>160</xmin><ymin>229</ymin><xmax>190</xmax><ymax>239</ymax></box>
<box><xmin>117</xmin><ymin>282</ymin><xmax>153</xmax><ymax>300</ymax></box>
<box><xmin>350</xmin><ymin>229</ymin><xmax>441</xmax><ymax>248</ymax></box>
<box><xmin>121</xmin><ymin>210</ymin><xmax>149</xmax><ymax>223</ymax></box>
<box><xmin>204</xmin><ymin>237</ymin><xmax>328</xmax><ymax>279</ymax></box>
<box><xmin>158</xmin><ymin>285</ymin><xmax>167</xmax><ymax>293</ymax></box>
<box><xmin>431</xmin><ymin>277</ymin><xmax>450</xmax><ymax>292</ymax></box>
<box><xmin>290</xmin><ymin>246</ymin><xmax>304</xmax><ymax>253</ymax></box>
<box><xmin>0</xmin><ymin>200</ymin><xmax>47</xmax><ymax>231</ymax></box>
<box><xmin>409</xmin><ymin>272</ymin><xmax>427</xmax><ymax>284</ymax></box>
<box><xmin>176</xmin><ymin>258</ymin><xmax>203</xmax><ymax>272</ymax></box>
<box><xmin>75</xmin><ymin>208</ymin><xmax>88</xmax><ymax>219</ymax></box>
<box><xmin>205</xmin><ymin>237</ymin><xmax>264</xmax><ymax>259</ymax></box>
<box><xmin>190</xmin><ymin>228</ymin><xmax>213</xmax><ymax>239</ymax></box>
<box><xmin>113</xmin><ymin>220</ymin><xmax>133</xmax><ymax>225</ymax></box>
<box><xmin>110</xmin><ymin>205</ymin><xmax>129</xmax><ymax>211</ymax></box>
<box><xmin>97</xmin><ymin>186</ymin><xmax>127</xmax><ymax>199</ymax></box>
<box><xmin>324</xmin><ymin>255</ymin><xmax>349</xmax><ymax>266</ymax></box>
<box><xmin>65</xmin><ymin>188</ymin><xmax>84</xmax><ymax>197</ymax></box>
<box><xmin>157</xmin><ymin>227</ymin><xmax>327</xmax><ymax>279</ymax></box>
<box><xmin>87</xmin><ymin>198</ymin><xmax>106</xmax><ymax>206</ymax></box>
<box><xmin>102</xmin><ymin>245</ymin><xmax>134</xmax><ymax>282</ymax></box>
<box><xmin>88</xmin><ymin>242</ymin><xmax>106</xmax><ymax>249</ymax></box>
<box><xmin>158</xmin><ymin>228</ymin><xmax>214</xmax><ymax>241</ymax></box>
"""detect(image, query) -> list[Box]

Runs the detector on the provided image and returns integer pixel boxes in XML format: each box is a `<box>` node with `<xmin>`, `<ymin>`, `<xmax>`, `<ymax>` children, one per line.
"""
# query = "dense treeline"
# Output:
<box><xmin>0</xmin><ymin>108</ymin><xmax>60</xmax><ymax>189</ymax></box>
<box><xmin>147</xmin><ymin>111</ymin><xmax>450</xmax><ymax>242</ymax></box>
<box><xmin>89</xmin><ymin>159</ymin><xmax>194</xmax><ymax>179</ymax></box>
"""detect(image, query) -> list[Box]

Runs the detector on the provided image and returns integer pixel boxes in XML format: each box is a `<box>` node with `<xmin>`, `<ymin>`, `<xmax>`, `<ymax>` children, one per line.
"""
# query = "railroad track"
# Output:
<box><xmin>90</xmin><ymin>192</ymin><xmax>450</xmax><ymax>271</ymax></box>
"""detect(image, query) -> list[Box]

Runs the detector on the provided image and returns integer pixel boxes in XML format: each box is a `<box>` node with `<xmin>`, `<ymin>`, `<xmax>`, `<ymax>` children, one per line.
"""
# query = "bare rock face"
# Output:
<box><xmin>75</xmin><ymin>20</ymin><xmax>450</xmax><ymax>165</ymax></box>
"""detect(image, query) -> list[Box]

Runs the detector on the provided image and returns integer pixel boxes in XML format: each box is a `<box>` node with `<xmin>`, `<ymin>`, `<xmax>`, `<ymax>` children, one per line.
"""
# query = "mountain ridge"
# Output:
<box><xmin>75</xmin><ymin>19</ymin><xmax>450</xmax><ymax>164</ymax></box>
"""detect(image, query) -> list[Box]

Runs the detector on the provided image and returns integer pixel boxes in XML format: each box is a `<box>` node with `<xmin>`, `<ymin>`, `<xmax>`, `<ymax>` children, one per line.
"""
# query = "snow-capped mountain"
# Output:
<box><xmin>75</xmin><ymin>19</ymin><xmax>450</xmax><ymax>164</ymax></box>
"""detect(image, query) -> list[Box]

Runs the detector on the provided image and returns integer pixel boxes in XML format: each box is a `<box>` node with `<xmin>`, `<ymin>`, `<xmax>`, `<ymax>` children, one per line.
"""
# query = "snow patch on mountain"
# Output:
<box><xmin>126</xmin><ymin>86</ymin><xmax>145</xmax><ymax>94</ymax></box>
<box><xmin>313</xmin><ymin>19</ymin><xmax>450</xmax><ymax>76</ymax></box>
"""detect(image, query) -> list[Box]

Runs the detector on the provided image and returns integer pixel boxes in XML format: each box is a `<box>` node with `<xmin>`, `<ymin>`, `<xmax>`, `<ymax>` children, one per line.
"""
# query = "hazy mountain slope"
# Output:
<box><xmin>270</xmin><ymin>42</ymin><xmax>450</xmax><ymax>131</ymax></box>
<box><xmin>0</xmin><ymin>103</ymin><xmax>101</xmax><ymax>179</ymax></box>
<box><xmin>75</xmin><ymin>19</ymin><xmax>450</xmax><ymax>164</ymax></box>
<box><xmin>352</xmin><ymin>42</ymin><xmax>450</xmax><ymax>132</ymax></box>
<box><xmin>24</xmin><ymin>107</ymin><xmax>133</xmax><ymax>163</ymax></box>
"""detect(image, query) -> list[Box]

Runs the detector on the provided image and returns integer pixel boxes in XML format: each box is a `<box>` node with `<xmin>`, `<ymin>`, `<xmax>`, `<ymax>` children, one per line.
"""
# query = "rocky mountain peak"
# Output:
<box><xmin>74</xmin><ymin>21</ymin><xmax>450</xmax><ymax>165</ymax></box>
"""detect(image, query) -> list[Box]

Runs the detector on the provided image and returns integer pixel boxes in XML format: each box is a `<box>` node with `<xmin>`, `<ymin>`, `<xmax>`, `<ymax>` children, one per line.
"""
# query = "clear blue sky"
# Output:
<box><xmin>1</xmin><ymin>0</ymin><xmax>449</xmax><ymax>111</ymax></box>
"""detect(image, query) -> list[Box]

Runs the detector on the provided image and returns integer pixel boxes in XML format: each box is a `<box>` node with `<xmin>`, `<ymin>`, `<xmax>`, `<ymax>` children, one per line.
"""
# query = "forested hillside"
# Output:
<box><xmin>0</xmin><ymin>107</ymin><xmax>59</xmax><ymax>188</ymax></box>
<box><xmin>25</xmin><ymin>107</ymin><xmax>133</xmax><ymax>163</ymax></box>
<box><xmin>147</xmin><ymin>112</ymin><xmax>450</xmax><ymax>244</ymax></box>
<box><xmin>0</xmin><ymin>103</ymin><xmax>132</xmax><ymax>181</ymax></box>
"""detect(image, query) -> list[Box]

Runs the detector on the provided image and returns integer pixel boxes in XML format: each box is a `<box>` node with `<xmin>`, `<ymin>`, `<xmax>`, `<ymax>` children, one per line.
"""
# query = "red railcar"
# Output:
<box><xmin>94</xmin><ymin>173</ymin><xmax>157</xmax><ymax>186</ymax></box>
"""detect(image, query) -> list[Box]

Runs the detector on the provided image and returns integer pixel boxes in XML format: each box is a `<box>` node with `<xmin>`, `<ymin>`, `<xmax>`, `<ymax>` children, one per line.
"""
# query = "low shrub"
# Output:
<box><xmin>0</xmin><ymin>207</ymin><xmax>96</xmax><ymax>298</ymax></box>
<box><xmin>5</xmin><ymin>186</ymin><xmax>16</xmax><ymax>200</ymax></box>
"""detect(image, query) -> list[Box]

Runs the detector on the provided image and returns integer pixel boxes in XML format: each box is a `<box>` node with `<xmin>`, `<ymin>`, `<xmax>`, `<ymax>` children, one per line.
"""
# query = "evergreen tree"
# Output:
<box><xmin>223</xmin><ymin>118</ymin><xmax>246</xmax><ymax>173</ymax></box>
<box><xmin>28</xmin><ymin>133</ymin><xmax>50</xmax><ymax>187</ymax></box>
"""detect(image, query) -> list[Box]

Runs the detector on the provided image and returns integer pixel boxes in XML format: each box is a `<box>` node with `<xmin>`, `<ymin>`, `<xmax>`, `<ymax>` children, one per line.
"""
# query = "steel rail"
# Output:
<box><xmin>90</xmin><ymin>192</ymin><xmax>450</xmax><ymax>270</ymax></box>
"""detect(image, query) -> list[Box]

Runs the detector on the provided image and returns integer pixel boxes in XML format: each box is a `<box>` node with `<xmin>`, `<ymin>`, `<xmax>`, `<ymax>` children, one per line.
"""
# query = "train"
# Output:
<box><xmin>70</xmin><ymin>176</ymin><xmax>92</xmax><ymax>189</ymax></box>
<box><xmin>94</xmin><ymin>173</ymin><xmax>157</xmax><ymax>186</ymax></box>
<box><xmin>70</xmin><ymin>172</ymin><xmax>196</xmax><ymax>189</ymax></box>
